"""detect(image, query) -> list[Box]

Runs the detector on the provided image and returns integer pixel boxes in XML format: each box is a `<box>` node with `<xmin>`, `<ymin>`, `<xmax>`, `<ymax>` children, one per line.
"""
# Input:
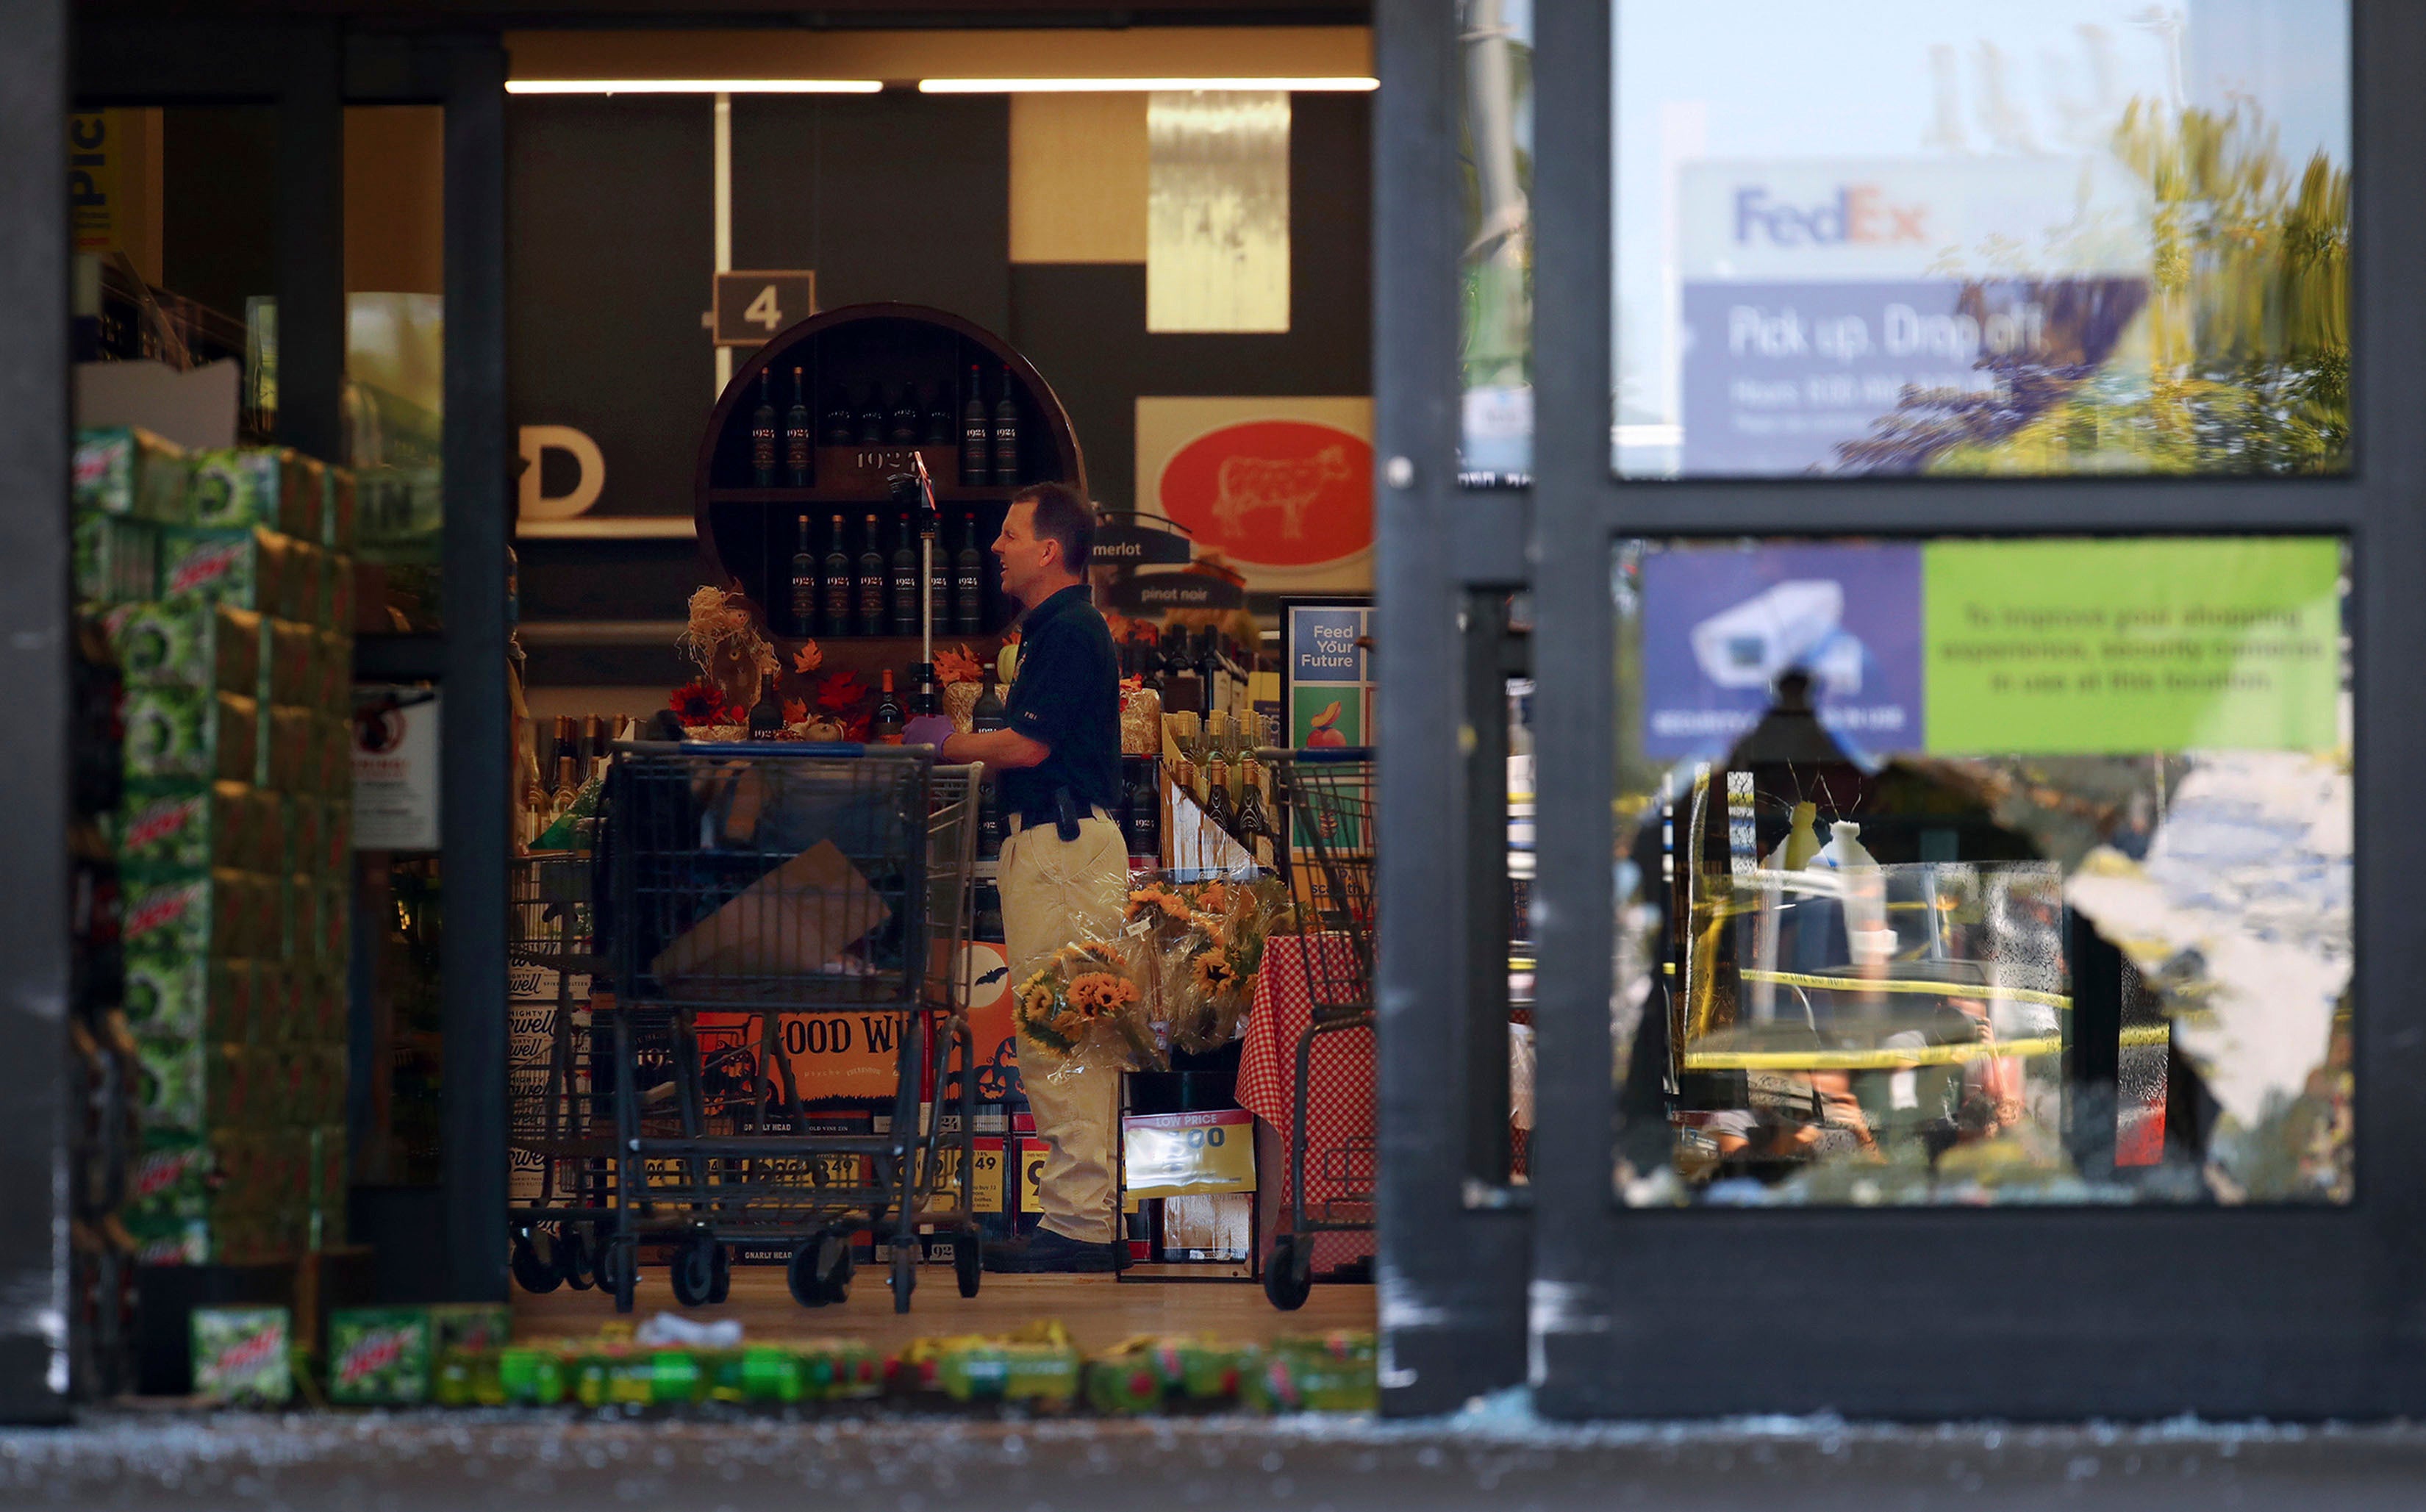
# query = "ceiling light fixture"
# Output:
<box><xmin>505</xmin><ymin>79</ymin><xmax>884</xmax><ymax>95</ymax></box>
<box><xmin>917</xmin><ymin>76</ymin><xmax>1378</xmax><ymax>94</ymax></box>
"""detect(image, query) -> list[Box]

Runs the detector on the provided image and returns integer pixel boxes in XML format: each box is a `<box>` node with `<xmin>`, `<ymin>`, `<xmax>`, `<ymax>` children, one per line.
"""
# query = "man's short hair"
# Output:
<box><xmin>1015</xmin><ymin>481</ymin><xmax>1095</xmax><ymax>572</ymax></box>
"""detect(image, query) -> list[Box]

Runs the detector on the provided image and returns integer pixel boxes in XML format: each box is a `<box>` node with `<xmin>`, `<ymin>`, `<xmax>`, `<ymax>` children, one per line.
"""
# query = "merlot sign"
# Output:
<box><xmin>1092</xmin><ymin>518</ymin><xmax>1195</xmax><ymax>567</ymax></box>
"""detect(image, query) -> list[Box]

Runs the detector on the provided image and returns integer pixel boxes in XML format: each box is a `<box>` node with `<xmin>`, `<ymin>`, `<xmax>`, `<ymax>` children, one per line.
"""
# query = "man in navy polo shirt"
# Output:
<box><xmin>904</xmin><ymin>482</ymin><xmax>1126</xmax><ymax>1272</ymax></box>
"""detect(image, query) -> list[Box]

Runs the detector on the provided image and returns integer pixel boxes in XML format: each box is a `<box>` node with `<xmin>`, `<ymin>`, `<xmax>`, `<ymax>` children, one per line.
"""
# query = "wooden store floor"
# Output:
<box><xmin>513</xmin><ymin>1265</ymin><xmax>1375</xmax><ymax>1355</ymax></box>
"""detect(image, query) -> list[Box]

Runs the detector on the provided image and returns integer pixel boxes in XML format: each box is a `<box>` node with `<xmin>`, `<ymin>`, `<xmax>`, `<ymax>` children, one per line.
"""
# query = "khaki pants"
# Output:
<box><xmin>998</xmin><ymin>810</ymin><xmax>1129</xmax><ymax>1244</ymax></box>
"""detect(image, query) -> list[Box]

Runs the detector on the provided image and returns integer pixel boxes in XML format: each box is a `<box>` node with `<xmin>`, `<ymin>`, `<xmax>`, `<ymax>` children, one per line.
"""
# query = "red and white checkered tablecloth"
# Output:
<box><xmin>1237</xmin><ymin>934</ymin><xmax>1376</xmax><ymax>1273</ymax></box>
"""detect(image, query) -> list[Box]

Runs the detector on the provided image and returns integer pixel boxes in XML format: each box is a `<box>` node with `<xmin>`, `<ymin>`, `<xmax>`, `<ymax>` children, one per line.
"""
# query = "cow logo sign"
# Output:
<box><xmin>1157</xmin><ymin>420</ymin><xmax>1373</xmax><ymax>569</ymax></box>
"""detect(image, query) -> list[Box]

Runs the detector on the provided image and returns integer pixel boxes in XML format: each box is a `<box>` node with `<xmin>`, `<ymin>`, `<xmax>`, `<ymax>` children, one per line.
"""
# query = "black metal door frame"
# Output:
<box><xmin>71</xmin><ymin>18</ymin><xmax>512</xmax><ymax>1308</ymax></box>
<box><xmin>0</xmin><ymin>0</ymin><xmax>76</xmax><ymax>1425</ymax></box>
<box><xmin>1369</xmin><ymin>0</ymin><xmax>1534</xmax><ymax>1416</ymax></box>
<box><xmin>1524</xmin><ymin>0</ymin><xmax>2426</xmax><ymax>1418</ymax></box>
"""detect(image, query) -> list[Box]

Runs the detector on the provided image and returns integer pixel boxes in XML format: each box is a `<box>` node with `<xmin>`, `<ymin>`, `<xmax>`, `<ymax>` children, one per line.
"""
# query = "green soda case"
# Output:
<box><xmin>123</xmin><ymin>953</ymin><xmax>255</xmax><ymax>1042</ymax></box>
<box><xmin>123</xmin><ymin>1134</ymin><xmax>217</xmax><ymax>1221</ymax></box>
<box><xmin>326</xmin><ymin>1308</ymin><xmax>433</xmax><ymax>1405</ymax></box>
<box><xmin>104</xmin><ymin>600</ymin><xmax>262</xmax><ymax>695</ymax></box>
<box><xmin>933</xmin><ymin>1343</ymin><xmax>1083</xmax><ymax>1408</ymax></box>
<box><xmin>432</xmin><ymin>1303</ymin><xmax>512</xmax><ymax>1356</ymax></box>
<box><xmin>123</xmin><ymin>870</ymin><xmax>271</xmax><ymax>960</ymax></box>
<box><xmin>263</xmin><ymin>619</ymin><xmax>315</xmax><ymax>704</ymax></box>
<box><xmin>124</xmin><ymin>687</ymin><xmax>258</xmax><ymax>786</ymax></box>
<box><xmin>498</xmin><ymin>1346</ymin><xmax>569</xmax><ymax>1405</ymax></box>
<box><xmin>132</xmin><ymin>1035</ymin><xmax>246</xmax><ymax>1133</ymax></box>
<box><xmin>707</xmin><ymin>1347</ymin><xmax>805</xmax><ymax>1405</ymax></box>
<box><xmin>571</xmin><ymin>1347</ymin><xmax>706</xmax><ymax>1408</ymax></box>
<box><xmin>192</xmin><ymin>1306</ymin><xmax>292</xmax><ymax>1405</ymax></box>
<box><xmin>160</xmin><ymin>526</ymin><xmax>287</xmax><ymax>613</ymax></box>
<box><xmin>1084</xmin><ymin>1338</ymin><xmax>1248</xmax><ymax>1414</ymax></box>
<box><xmin>1239</xmin><ymin>1334</ymin><xmax>1379</xmax><ymax>1415</ymax></box>
<box><xmin>111</xmin><ymin>781</ymin><xmax>260</xmax><ymax>874</ymax></box>
<box><xmin>74</xmin><ymin>512</ymin><xmax>161</xmax><ymax>604</ymax></box>
<box><xmin>434</xmin><ymin>1350</ymin><xmax>507</xmax><ymax>1407</ymax></box>
<box><xmin>74</xmin><ymin>426</ymin><xmax>188</xmax><ymax>523</ymax></box>
<box><xmin>187</xmin><ymin>449</ymin><xmax>278</xmax><ymax>531</ymax></box>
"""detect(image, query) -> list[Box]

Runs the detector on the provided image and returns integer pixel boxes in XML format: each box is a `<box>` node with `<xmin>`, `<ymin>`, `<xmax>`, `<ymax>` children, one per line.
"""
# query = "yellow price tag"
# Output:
<box><xmin>1019</xmin><ymin>1139</ymin><xmax>1045</xmax><ymax>1214</ymax></box>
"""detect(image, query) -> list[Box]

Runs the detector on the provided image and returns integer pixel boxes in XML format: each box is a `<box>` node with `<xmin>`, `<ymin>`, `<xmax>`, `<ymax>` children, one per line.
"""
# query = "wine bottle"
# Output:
<box><xmin>972</xmin><ymin>670</ymin><xmax>1007</xmax><ymax>732</ymax></box>
<box><xmin>1234</xmin><ymin>757</ymin><xmax>1277</xmax><ymax>868</ymax></box>
<box><xmin>953</xmin><ymin>511</ymin><xmax>984</xmax><ymax>634</ymax></box>
<box><xmin>821</xmin><ymin>384</ymin><xmax>854</xmax><ymax>445</ymax></box>
<box><xmin>1123</xmin><ymin>756</ymin><xmax>1162</xmax><ymax>862</ymax></box>
<box><xmin>1201</xmin><ymin>712</ymin><xmax>1235</xmax><ymax>835</ymax></box>
<box><xmin>856</xmin><ymin>512</ymin><xmax>887</xmax><ymax>636</ymax></box>
<box><xmin>888</xmin><ymin>383</ymin><xmax>920</xmax><ymax>445</ymax></box>
<box><xmin>959</xmin><ymin>363</ymin><xmax>988</xmax><ymax>487</ymax></box>
<box><xmin>926</xmin><ymin>516</ymin><xmax>952</xmax><ymax>631</ymax></box>
<box><xmin>784</xmin><ymin>367</ymin><xmax>812</xmax><ymax>486</ymax></box>
<box><xmin>856</xmin><ymin>384</ymin><xmax>885</xmax><ymax>446</ymax></box>
<box><xmin>820</xmin><ymin>512</ymin><xmax>853</xmax><ymax>637</ymax></box>
<box><xmin>748</xmin><ymin>689</ymin><xmax>784</xmax><ymax>740</ymax></box>
<box><xmin>873</xmin><ymin>670</ymin><xmax>904</xmax><ymax>745</ymax></box>
<box><xmin>991</xmin><ymin>370</ymin><xmax>1020</xmax><ymax>485</ymax></box>
<box><xmin>923</xmin><ymin>383</ymin><xmax>953</xmax><ymax>445</ymax></box>
<box><xmin>890</xmin><ymin>515</ymin><xmax>920</xmax><ymax>636</ymax></box>
<box><xmin>789</xmin><ymin>513</ymin><xmax>818</xmax><ymax>637</ymax></box>
<box><xmin>582</xmin><ymin>714</ymin><xmax>609</xmax><ymax>781</ymax></box>
<box><xmin>751</xmin><ymin>370</ymin><xmax>778</xmax><ymax>486</ymax></box>
<box><xmin>549</xmin><ymin>755</ymin><xmax>581</xmax><ymax>822</ymax></box>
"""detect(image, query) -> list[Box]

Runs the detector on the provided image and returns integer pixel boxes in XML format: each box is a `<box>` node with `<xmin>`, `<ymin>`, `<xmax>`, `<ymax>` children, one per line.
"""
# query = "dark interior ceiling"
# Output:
<box><xmin>77</xmin><ymin>0</ymin><xmax>1369</xmax><ymax>26</ymax></box>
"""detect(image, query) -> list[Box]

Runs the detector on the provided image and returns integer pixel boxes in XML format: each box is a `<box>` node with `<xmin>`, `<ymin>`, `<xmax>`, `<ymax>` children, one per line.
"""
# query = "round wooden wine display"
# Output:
<box><xmin>692</xmin><ymin>302</ymin><xmax>1087</xmax><ymax>647</ymax></box>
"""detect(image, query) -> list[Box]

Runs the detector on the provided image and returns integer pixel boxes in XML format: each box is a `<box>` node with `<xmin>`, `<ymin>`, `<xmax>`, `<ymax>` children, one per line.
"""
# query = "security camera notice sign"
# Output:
<box><xmin>1637</xmin><ymin>538</ymin><xmax>2340</xmax><ymax>760</ymax></box>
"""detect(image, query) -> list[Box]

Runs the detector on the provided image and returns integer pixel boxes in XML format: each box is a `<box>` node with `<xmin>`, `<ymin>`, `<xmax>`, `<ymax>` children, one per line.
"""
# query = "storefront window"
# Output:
<box><xmin>1611</xmin><ymin>1</ymin><xmax>2350</xmax><ymax>479</ymax></box>
<box><xmin>1459</xmin><ymin>0</ymin><xmax>1534</xmax><ymax>486</ymax></box>
<box><xmin>1612</xmin><ymin>536</ymin><xmax>2352</xmax><ymax>1205</ymax></box>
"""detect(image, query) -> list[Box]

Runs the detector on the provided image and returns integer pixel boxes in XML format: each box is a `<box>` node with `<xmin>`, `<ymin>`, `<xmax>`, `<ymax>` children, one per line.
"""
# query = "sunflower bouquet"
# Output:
<box><xmin>1123</xmin><ymin>875</ymin><xmax>1289</xmax><ymax>1053</ymax></box>
<box><xmin>1011</xmin><ymin>938</ymin><xmax>1165</xmax><ymax>1073</ymax></box>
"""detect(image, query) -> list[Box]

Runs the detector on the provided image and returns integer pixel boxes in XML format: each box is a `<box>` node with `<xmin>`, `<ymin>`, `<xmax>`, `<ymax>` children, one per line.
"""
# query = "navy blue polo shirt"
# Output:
<box><xmin>1001</xmin><ymin>584</ymin><xmax>1122</xmax><ymax>826</ymax></box>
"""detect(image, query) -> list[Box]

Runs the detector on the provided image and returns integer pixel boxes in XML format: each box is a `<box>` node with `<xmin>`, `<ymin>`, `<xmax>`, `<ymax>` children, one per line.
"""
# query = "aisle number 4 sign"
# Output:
<box><xmin>711</xmin><ymin>270</ymin><xmax>817</xmax><ymax>348</ymax></box>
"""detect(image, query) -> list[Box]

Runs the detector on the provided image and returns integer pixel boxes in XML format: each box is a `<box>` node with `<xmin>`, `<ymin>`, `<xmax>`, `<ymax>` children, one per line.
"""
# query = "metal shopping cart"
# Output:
<box><xmin>1258</xmin><ymin>747</ymin><xmax>1376</xmax><ymax>1311</ymax></box>
<box><xmin>598</xmin><ymin>742</ymin><xmax>985</xmax><ymax>1315</ymax></box>
<box><xmin>506</xmin><ymin>850</ymin><xmax>615</xmax><ymax>1294</ymax></box>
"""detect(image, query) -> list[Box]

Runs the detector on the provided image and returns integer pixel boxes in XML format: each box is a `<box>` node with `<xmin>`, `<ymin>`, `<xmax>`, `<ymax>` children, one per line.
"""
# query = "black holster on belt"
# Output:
<box><xmin>1052</xmin><ymin>785</ymin><xmax>1082</xmax><ymax>842</ymax></box>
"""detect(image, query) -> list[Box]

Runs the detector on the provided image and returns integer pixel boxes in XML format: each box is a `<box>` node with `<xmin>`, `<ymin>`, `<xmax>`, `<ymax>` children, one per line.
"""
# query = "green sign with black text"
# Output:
<box><xmin>1922</xmin><ymin>538</ymin><xmax>2341</xmax><ymax>755</ymax></box>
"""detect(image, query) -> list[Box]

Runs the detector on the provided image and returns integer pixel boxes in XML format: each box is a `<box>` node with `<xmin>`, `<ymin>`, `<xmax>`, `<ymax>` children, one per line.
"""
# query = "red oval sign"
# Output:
<box><xmin>1156</xmin><ymin>420</ymin><xmax>1373</xmax><ymax>568</ymax></box>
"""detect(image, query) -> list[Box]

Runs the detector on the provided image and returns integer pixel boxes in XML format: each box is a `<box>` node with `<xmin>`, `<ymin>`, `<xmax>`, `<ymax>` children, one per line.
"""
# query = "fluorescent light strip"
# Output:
<box><xmin>506</xmin><ymin>79</ymin><xmax>883</xmax><ymax>95</ymax></box>
<box><xmin>919</xmin><ymin>76</ymin><xmax>1378</xmax><ymax>93</ymax></box>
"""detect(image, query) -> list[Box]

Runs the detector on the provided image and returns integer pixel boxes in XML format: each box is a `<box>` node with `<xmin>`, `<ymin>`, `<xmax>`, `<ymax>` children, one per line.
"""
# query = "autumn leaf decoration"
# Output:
<box><xmin>781</xmin><ymin>697</ymin><xmax>808</xmax><ymax>725</ymax></box>
<box><xmin>817</xmin><ymin>670</ymin><xmax>868</xmax><ymax>712</ymax></box>
<box><xmin>933</xmin><ymin>644</ymin><xmax>984</xmax><ymax>686</ymax></box>
<box><xmin>668</xmin><ymin>681</ymin><xmax>732</xmax><ymax>728</ymax></box>
<box><xmin>791</xmin><ymin>641</ymin><xmax>823</xmax><ymax>676</ymax></box>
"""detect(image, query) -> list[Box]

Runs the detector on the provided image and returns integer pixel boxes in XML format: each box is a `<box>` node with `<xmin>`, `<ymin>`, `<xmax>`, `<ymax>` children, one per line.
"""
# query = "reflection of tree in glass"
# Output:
<box><xmin>1831</xmin><ymin>101</ymin><xmax>2348</xmax><ymax>476</ymax></box>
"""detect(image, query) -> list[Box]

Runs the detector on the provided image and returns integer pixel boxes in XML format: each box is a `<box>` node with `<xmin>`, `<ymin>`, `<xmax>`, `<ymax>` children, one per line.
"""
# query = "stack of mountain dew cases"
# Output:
<box><xmin>76</xmin><ymin>426</ymin><xmax>358</xmax><ymax>1269</ymax></box>
<box><xmin>193</xmin><ymin>1306</ymin><xmax>1377</xmax><ymax>1416</ymax></box>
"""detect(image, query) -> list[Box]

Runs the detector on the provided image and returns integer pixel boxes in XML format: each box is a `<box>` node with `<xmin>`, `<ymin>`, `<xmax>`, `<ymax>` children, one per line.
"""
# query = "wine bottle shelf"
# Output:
<box><xmin>706</xmin><ymin>487</ymin><xmax>1030</xmax><ymax>506</ymax></box>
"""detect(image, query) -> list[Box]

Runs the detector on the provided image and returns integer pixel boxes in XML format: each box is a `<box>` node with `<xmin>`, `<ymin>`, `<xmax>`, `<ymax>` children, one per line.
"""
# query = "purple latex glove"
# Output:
<box><xmin>901</xmin><ymin>714</ymin><xmax>956</xmax><ymax>750</ymax></box>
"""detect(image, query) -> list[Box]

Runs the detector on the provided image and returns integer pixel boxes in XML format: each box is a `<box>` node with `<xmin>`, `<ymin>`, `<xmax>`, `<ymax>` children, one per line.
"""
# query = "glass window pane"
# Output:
<box><xmin>1613</xmin><ymin>536</ymin><xmax>2352</xmax><ymax>1205</ymax></box>
<box><xmin>1612</xmin><ymin>1</ymin><xmax>2350</xmax><ymax>479</ymax></box>
<box><xmin>1461</xmin><ymin>0</ymin><xmax>1535</xmax><ymax>486</ymax></box>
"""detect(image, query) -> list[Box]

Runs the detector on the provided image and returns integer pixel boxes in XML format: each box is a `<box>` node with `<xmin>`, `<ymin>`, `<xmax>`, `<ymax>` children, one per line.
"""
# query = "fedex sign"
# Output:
<box><xmin>1734</xmin><ymin>184</ymin><xmax>1926</xmax><ymax>248</ymax></box>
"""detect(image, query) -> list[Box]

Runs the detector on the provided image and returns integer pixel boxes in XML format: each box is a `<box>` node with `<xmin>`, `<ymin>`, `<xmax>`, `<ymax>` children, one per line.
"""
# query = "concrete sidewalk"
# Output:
<box><xmin>4</xmin><ymin>1405</ymin><xmax>2425</xmax><ymax>1511</ymax></box>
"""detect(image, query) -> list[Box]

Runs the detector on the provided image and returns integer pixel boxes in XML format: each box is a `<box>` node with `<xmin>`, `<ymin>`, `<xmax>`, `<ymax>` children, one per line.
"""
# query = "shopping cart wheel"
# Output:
<box><xmin>559</xmin><ymin>1226</ymin><xmax>595</xmax><ymax>1291</ymax></box>
<box><xmin>599</xmin><ymin>1239</ymin><xmax>637</xmax><ymax>1313</ymax></box>
<box><xmin>955</xmin><ymin>1232</ymin><xmax>983</xmax><ymax>1298</ymax></box>
<box><xmin>511</xmin><ymin>1231</ymin><xmax>562</xmax><ymax>1295</ymax></box>
<box><xmin>670</xmin><ymin>1234</ymin><xmax>718</xmax><ymax>1308</ymax></box>
<box><xmin>708</xmin><ymin>1241</ymin><xmax>732</xmax><ymax>1304</ymax></box>
<box><xmin>1264</xmin><ymin>1235</ymin><xmax>1314</xmax><ymax>1311</ymax></box>
<box><xmin>787</xmin><ymin>1233</ymin><xmax>853</xmax><ymax>1308</ymax></box>
<box><xmin>889</xmin><ymin>1247</ymin><xmax>917</xmax><ymax>1314</ymax></box>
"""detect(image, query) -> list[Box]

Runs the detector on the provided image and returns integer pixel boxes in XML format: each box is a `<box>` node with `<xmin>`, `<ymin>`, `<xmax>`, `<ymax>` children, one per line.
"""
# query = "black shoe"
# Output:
<box><xmin>982</xmin><ymin>1227</ymin><xmax>1120</xmax><ymax>1274</ymax></box>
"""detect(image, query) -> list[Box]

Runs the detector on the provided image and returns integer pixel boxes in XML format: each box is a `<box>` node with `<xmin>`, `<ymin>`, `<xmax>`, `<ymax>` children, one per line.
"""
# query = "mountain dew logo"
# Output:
<box><xmin>210</xmin><ymin>1326</ymin><xmax>282</xmax><ymax>1379</ymax></box>
<box><xmin>124</xmin><ymin>882</ymin><xmax>203</xmax><ymax>942</ymax></box>
<box><xmin>336</xmin><ymin>1328</ymin><xmax>413</xmax><ymax>1386</ymax></box>
<box><xmin>130</xmin><ymin>1146</ymin><xmax>204</xmax><ymax>1200</ymax></box>
<box><xmin>166</xmin><ymin>540</ymin><xmax>246</xmax><ymax>596</ymax></box>
<box><xmin>124</xmin><ymin>795</ymin><xmax>204</xmax><ymax>853</ymax></box>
